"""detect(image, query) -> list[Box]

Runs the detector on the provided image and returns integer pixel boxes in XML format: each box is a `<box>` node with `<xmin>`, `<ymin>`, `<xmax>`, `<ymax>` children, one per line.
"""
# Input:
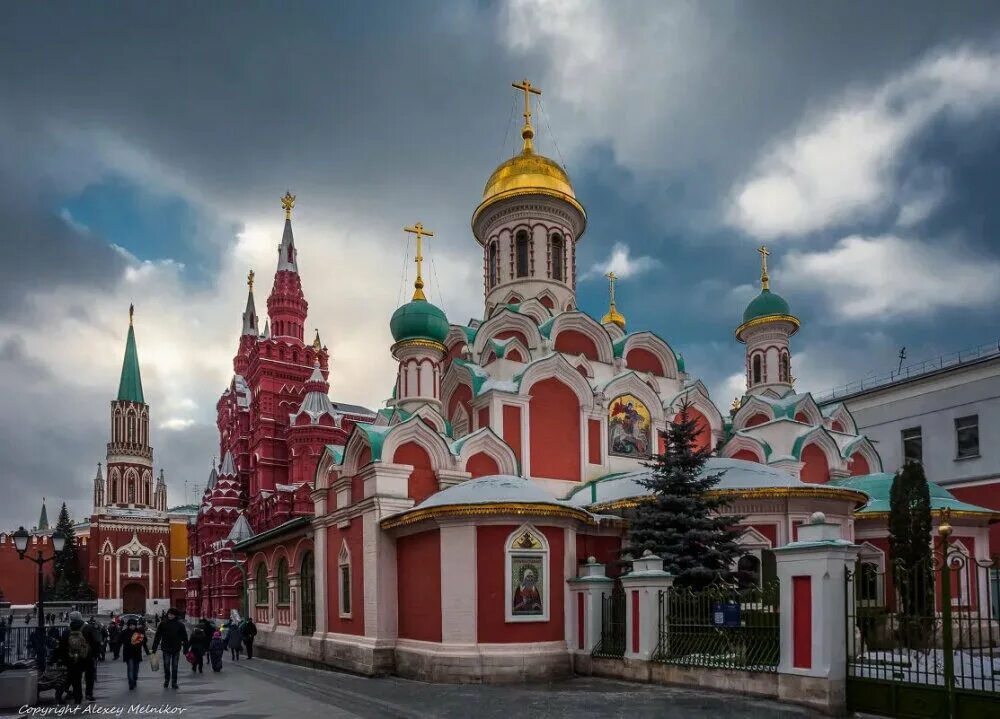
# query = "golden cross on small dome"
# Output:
<box><xmin>280</xmin><ymin>191</ymin><xmax>296</xmax><ymax>220</ymax></box>
<box><xmin>404</xmin><ymin>222</ymin><xmax>435</xmax><ymax>301</ymax></box>
<box><xmin>247</xmin><ymin>269</ymin><xmax>255</xmax><ymax>291</ymax></box>
<box><xmin>605</xmin><ymin>271</ymin><xmax>618</xmax><ymax>305</ymax></box>
<box><xmin>512</xmin><ymin>78</ymin><xmax>542</xmax><ymax>152</ymax></box>
<box><xmin>757</xmin><ymin>245</ymin><xmax>770</xmax><ymax>290</ymax></box>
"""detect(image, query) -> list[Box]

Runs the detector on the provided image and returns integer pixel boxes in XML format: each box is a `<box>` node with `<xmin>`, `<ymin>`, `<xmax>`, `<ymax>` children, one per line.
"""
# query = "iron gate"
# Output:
<box><xmin>654</xmin><ymin>580</ymin><xmax>780</xmax><ymax>672</ymax></box>
<box><xmin>592</xmin><ymin>581</ymin><xmax>626</xmax><ymax>658</ymax></box>
<box><xmin>846</xmin><ymin>526</ymin><xmax>1000</xmax><ymax>718</ymax></box>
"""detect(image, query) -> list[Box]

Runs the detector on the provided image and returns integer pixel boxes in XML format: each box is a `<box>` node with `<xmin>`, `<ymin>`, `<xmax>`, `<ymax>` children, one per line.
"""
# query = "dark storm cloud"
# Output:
<box><xmin>2</xmin><ymin>1</ymin><xmax>1000</xmax><ymax>529</ymax></box>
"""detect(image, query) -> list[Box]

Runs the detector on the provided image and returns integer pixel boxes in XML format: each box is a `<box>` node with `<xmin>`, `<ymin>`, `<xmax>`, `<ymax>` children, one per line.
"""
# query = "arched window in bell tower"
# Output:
<box><xmin>752</xmin><ymin>354</ymin><xmax>762</xmax><ymax>385</ymax></box>
<box><xmin>489</xmin><ymin>240</ymin><xmax>499</xmax><ymax>288</ymax></box>
<box><xmin>780</xmin><ymin>351</ymin><xmax>790</xmax><ymax>383</ymax></box>
<box><xmin>515</xmin><ymin>231</ymin><xmax>529</xmax><ymax>278</ymax></box>
<box><xmin>551</xmin><ymin>234</ymin><xmax>564</xmax><ymax>281</ymax></box>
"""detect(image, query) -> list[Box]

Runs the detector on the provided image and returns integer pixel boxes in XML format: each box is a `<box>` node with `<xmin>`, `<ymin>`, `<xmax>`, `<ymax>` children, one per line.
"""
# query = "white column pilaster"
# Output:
<box><xmin>440</xmin><ymin>523</ymin><xmax>477</xmax><ymax>643</ymax></box>
<box><xmin>621</xmin><ymin>551</ymin><xmax>673</xmax><ymax>661</ymax></box>
<box><xmin>566</xmin><ymin>558</ymin><xmax>613</xmax><ymax>655</ymax></box>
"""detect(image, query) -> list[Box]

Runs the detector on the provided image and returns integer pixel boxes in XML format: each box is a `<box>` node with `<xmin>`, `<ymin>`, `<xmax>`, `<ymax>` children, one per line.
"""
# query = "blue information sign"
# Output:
<box><xmin>712</xmin><ymin>601</ymin><xmax>741</xmax><ymax>628</ymax></box>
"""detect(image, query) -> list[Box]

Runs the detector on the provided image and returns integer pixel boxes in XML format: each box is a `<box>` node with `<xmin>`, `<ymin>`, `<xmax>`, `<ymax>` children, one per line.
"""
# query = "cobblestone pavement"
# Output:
<box><xmin>6</xmin><ymin>655</ymin><xmax>822</xmax><ymax>718</ymax></box>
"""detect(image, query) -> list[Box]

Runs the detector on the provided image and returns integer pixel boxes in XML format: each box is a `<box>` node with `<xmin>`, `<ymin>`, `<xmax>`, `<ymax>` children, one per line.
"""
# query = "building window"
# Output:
<box><xmin>338</xmin><ymin>541</ymin><xmax>351</xmax><ymax>617</ymax></box>
<box><xmin>779</xmin><ymin>352</ymin><xmax>790</xmax><ymax>383</ymax></box>
<box><xmin>752</xmin><ymin>354</ymin><xmax>762</xmax><ymax>385</ymax></box>
<box><xmin>515</xmin><ymin>231</ymin><xmax>529</xmax><ymax>278</ymax></box>
<box><xmin>858</xmin><ymin>562</ymin><xmax>880</xmax><ymax>603</ymax></box>
<box><xmin>551</xmin><ymin>234</ymin><xmax>564</xmax><ymax>281</ymax></box>
<box><xmin>955</xmin><ymin>415</ymin><xmax>979</xmax><ymax>459</ymax></box>
<box><xmin>255</xmin><ymin>563</ymin><xmax>268</xmax><ymax>604</ymax></box>
<box><xmin>128</xmin><ymin>557</ymin><xmax>141</xmax><ymax>576</ymax></box>
<box><xmin>489</xmin><ymin>241</ymin><xmax>498</xmax><ymax>288</ymax></box>
<box><xmin>901</xmin><ymin>426</ymin><xmax>922</xmax><ymax>464</ymax></box>
<box><xmin>505</xmin><ymin>525</ymin><xmax>549</xmax><ymax>623</ymax></box>
<box><xmin>276</xmin><ymin>558</ymin><xmax>289</xmax><ymax>605</ymax></box>
<box><xmin>737</xmin><ymin>554</ymin><xmax>761</xmax><ymax>589</ymax></box>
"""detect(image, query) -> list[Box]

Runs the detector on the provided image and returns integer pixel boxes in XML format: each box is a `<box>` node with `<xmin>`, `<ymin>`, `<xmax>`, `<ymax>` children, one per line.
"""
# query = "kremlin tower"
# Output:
<box><xmin>87</xmin><ymin>308</ymin><xmax>192</xmax><ymax>614</ymax></box>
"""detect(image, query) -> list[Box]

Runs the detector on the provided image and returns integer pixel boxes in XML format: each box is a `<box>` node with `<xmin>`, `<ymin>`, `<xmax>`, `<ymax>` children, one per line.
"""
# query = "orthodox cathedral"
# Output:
<box><xmin>184</xmin><ymin>81</ymin><xmax>997</xmax><ymax>682</ymax></box>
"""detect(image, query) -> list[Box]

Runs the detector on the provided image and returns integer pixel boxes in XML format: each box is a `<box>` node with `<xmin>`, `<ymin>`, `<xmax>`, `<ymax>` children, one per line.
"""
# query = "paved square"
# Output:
<box><xmin>4</xmin><ymin>656</ymin><xmax>820</xmax><ymax>718</ymax></box>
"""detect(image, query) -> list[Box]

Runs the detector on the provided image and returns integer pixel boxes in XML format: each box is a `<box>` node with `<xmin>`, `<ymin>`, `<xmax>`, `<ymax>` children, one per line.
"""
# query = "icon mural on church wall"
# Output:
<box><xmin>511</xmin><ymin>557</ymin><xmax>544</xmax><ymax>616</ymax></box>
<box><xmin>609</xmin><ymin>393</ymin><xmax>651</xmax><ymax>458</ymax></box>
<box><xmin>510</xmin><ymin>530</ymin><xmax>545</xmax><ymax>617</ymax></box>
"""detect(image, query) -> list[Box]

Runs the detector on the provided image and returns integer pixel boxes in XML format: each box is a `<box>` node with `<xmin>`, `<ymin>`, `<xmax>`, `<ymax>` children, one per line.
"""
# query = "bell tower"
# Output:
<box><xmin>472</xmin><ymin>80</ymin><xmax>587</xmax><ymax>317</ymax></box>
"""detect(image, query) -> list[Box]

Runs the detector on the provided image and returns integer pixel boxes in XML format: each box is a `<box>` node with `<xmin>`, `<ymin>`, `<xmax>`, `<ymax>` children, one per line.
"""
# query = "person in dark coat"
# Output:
<box><xmin>108</xmin><ymin>621</ymin><xmax>122</xmax><ymax>660</ymax></box>
<box><xmin>188</xmin><ymin>625</ymin><xmax>209</xmax><ymax>673</ymax></box>
<box><xmin>242</xmin><ymin>617</ymin><xmax>257</xmax><ymax>659</ymax></box>
<box><xmin>151</xmin><ymin>608</ymin><xmax>188</xmax><ymax>689</ymax></box>
<box><xmin>208</xmin><ymin>631</ymin><xmax>225</xmax><ymax>672</ymax></box>
<box><xmin>57</xmin><ymin>612</ymin><xmax>96</xmax><ymax>705</ymax></box>
<box><xmin>224</xmin><ymin>617</ymin><xmax>243</xmax><ymax>661</ymax></box>
<box><xmin>120</xmin><ymin>618</ymin><xmax>150</xmax><ymax>690</ymax></box>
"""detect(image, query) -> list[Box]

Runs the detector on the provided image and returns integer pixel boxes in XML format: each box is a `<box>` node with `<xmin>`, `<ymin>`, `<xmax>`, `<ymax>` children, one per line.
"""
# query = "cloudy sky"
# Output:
<box><xmin>2</xmin><ymin>1</ymin><xmax>1000</xmax><ymax>529</ymax></box>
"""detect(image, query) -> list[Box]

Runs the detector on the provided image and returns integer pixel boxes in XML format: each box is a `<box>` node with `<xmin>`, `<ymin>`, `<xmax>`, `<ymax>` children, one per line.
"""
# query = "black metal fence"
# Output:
<box><xmin>846</xmin><ymin>546</ymin><xmax>1000</xmax><ymax>718</ymax></box>
<box><xmin>654</xmin><ymin>580</ymin><xmax>780</xmax><ymax>672</ymax></box>
<box><xmin>592</xmin><ymin>583</ymin><xmax>626</xmax><ymax>658</ymax></box>
<box><xmin>0</xmin><ymin>626</ymin><xmax>45</xmax><ymax>668</ymax></box>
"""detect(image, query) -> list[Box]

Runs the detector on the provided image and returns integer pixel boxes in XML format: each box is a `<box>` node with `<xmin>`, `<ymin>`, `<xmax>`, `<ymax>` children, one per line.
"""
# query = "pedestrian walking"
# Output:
<box><xmin>208</xmin><ymin>631</ymin><xmax>225</xmax><ymax>672</ymax></box>
<box><xmin>57</xmin><ymin>612</ymin><xmax>93</xmax><ymax>705</ymax></box>
<box><xmin>151</xmin><ymin>608</ymin><xmax>188</xmax><ymax>690</ymax></box>
<box><xmin>188</xmin><ymin>625</ymin><xmax>208</xmax><ymax>673</ymax></box>
<box><xmin>108</xmin><ymin>621</ymin><xmax>122</xmax><ymax>660</ymax></box>
<box><xmin>242</xmin><ymin>617</ymin><xmax>257</xmax><ymax>659</ymax></box>
<box><xmin>120</xmin><ymin>618</ymin><xmax>150</xmax><ymax>690</ymax></box>
<box><xmin>225</xmin><ymin>616</ymin><xmax>243</xmax><ymax>661</ymax></box>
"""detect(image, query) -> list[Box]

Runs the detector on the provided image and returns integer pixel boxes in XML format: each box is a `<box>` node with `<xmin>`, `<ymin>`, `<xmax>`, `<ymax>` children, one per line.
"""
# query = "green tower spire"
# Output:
<box><xmin>38</xmin><ymin>497</ymin><xmax>49</xmax><ymax>531</ymax></box>
<box><xmin>117</xmin><ymin>304</ymin><xmax>145</xmax><ymax>404</ymax></box>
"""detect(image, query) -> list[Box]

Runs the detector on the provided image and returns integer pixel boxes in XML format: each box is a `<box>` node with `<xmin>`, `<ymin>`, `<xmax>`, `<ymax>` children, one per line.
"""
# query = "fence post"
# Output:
<box><xmin>772</xmin><ymin>511</ymin><xmax>859</xmax><ymax>715</ymax></box>
<box><xmin>566</xmin><ymin>557</ymin><xmax>613</xmax><ymax>657</ymax></box>
<box><xmin>621</xmin><ymin>550</ymin><xmax>673</xmax><ymax>661</ymax></box>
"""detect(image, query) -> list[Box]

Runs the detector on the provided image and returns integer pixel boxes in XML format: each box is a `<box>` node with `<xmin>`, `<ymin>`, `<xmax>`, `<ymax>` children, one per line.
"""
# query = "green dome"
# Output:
<box><xmin>390</xmin><ymin>299</ymin><xmax>449</xmax><ymax>344</ymax></box>
<box><xmin>743</xmin><ymin>289</ymin><xmax>792</xmax><ymax>324</ymax></box>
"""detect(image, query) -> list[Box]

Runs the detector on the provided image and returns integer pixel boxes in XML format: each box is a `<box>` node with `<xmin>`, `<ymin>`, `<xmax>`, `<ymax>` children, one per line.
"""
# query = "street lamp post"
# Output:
<box><xmin>12</xmin><ymin>526</ymin><xmax>66</xmax><ymax>671</ymax></box>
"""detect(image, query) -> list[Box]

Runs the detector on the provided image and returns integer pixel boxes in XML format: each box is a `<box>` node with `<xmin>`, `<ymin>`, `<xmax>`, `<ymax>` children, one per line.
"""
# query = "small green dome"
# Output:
<box><xmin>743</xmin><ymin>289</ymin><xmax>792</xmax><ymax>324</ymax></box>
<box><xmin>390</xmin><ymin>299</ymin><xmax>449</xmax><ymax>344</ymax></box>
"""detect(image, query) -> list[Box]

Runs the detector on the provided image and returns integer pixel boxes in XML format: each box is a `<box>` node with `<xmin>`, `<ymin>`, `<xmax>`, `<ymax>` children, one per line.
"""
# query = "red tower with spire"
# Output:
<box><xmin>186</xmin><ymin>194</ymin><xmax>374</xmax><ymax>621</ymax></box>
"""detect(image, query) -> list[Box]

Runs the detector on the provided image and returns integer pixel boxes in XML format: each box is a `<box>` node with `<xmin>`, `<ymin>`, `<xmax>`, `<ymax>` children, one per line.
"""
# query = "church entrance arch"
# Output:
<box><xmin>122</xmin><ymin>583</ymin><xmax>147</xmax><ymax>614</ymax></box>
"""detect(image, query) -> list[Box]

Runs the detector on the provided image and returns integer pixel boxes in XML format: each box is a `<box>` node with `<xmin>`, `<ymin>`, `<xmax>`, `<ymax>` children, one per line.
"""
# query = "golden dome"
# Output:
<box><xmin>602</xmin><ymin>303</ymin><xmax>626</xmax><ymax>331</ymax></box>
<box><xmin>473</xmin><ymin>146</ymin><xmax>585</xmax><ymax>226</ymax></box>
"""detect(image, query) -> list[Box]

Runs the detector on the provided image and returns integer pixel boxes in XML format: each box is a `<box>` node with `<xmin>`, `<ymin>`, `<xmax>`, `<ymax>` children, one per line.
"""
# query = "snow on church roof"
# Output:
<box><xmin>381</xmin><ymin>475</ymin><xmax>595</xmax><ymax>529</ymax></box>
<box><xmin>565</xmin><ymin>457</ymin><xmax>866</xmax><ymax>509</ymax></box>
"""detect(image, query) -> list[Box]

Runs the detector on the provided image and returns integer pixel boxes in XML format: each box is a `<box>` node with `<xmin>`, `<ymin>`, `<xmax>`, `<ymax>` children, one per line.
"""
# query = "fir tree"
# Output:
<box><xmin>623</xmin><ymin>402</ymin><xmax>744</xmax><ymax>589</ymax></box>
<box><xmin>50</xmin><ymin>503</ymin><xmax>83</xmax><ymax>600</ymax></box>
<box><xmin>888</xmin><ymin>462</ymin><xmax>934</xmax><ymax>644</ymax></box>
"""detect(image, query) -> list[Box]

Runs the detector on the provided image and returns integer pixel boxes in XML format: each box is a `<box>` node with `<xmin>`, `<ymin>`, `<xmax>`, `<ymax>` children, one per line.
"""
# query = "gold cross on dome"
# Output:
<box><xmin>757</xmin><ymin>245</ymin><xmax>770</xmax><ymax>290</ymax></box>
<box><xmin>404</xmin><ymin>222</ymin><xmax>435</xmax><ymax>301</ymax></box>
<box><xmin>280</xmin><ymin>191</ymin><xmax>296</xmax><ymax>220</ymax></box>
<box><xmin>605</xmin><ymin>271</ymin><xmax>618</xmax><ymax>305</ymax></box>
<box><xmin>512</xmin><ymin>78</ymin><xmax>542</xmax><ymax>151</ymax></box>
<box><xmin>247</xmin><ymin>269</ymin><xmax>255</xmax><ymax>291</ymax></box>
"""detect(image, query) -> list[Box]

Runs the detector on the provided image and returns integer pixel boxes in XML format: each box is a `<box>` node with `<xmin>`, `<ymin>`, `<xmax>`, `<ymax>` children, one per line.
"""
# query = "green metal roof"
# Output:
<box><xmin>390</xmin><ymin>299</ymin><xmax>449</xmax><ymax>344</ymax></box>
<box><xmin>743</xmin><ymin>289</ymin><xmax>792</xmax><ymax>324</ymax></box>
<box><xmin>117</xmin><ymin>323</ymin><xmax>145</xmax><ymax>404</ymax></box>
<box><xmin>831</xmin><ymin>473</ymin><xmax>996</xmax><ymax>516</ymax></box>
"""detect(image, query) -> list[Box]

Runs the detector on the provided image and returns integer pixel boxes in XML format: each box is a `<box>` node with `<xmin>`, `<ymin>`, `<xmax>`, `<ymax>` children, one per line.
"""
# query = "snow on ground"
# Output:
<box><xmin>853</xmin><ymin>649</ymin><xmax>1000</xmax><ymax>691</ymax></box>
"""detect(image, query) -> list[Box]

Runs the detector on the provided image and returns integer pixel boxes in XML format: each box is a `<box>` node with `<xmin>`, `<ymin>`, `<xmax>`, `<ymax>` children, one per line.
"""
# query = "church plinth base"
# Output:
<box><xmin>394</xmin><ymin>640</ymin><xmax>571</xmax><ymax>684</ymax></box>
<box><xmin>255</xmin><ymin>630</ymin><xmax>394</xmax><ymax>677</ymax></box>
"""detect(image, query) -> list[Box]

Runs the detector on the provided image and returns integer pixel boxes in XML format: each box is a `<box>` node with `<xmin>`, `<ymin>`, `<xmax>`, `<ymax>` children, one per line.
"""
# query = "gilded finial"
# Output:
<box><xmin>280</xmin><ymin>191</ymin><xmax>296</xmax><ymax>220</ymax></box>
<box><xmin>512</xmin><ymin>78</ymin><xmax>542</xmax><ymax>154</ymax></box>
<box><xmin>601</xmin><ymin>271</ymin><xmax>626</xmax><ymax>330</ymax></box>
<box><xmin>731</xmin><ymin>396</ymin><xmax>742</xmax><ymax>414</ymax></box>
<box><xmin>403</xmin><ymin>223</ymin><xmax>435</xmax><ymax>301</ymax></box>
<box><xmin>313</xmin><ymin>329</ymin><xmax>322</xmax><ymax>352</ymax></box>
<box><xmin>938</xmin><ymin>506</ymin><xmax>952</xmax><ymax>538</ymax></box>
<box><xmin>129</xmin><ymin>303</ymin><xmax>134</xmax><ymax>325</ymax></box>
<box><xmin>247</xmin><ymin>269</ymin><xmax>255</xmax><ymax>291</ymax></box>
<box><xmin>757</xmin><ymin>245</ymin><xmax>770</xmax><ymax>291</ymax></box>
